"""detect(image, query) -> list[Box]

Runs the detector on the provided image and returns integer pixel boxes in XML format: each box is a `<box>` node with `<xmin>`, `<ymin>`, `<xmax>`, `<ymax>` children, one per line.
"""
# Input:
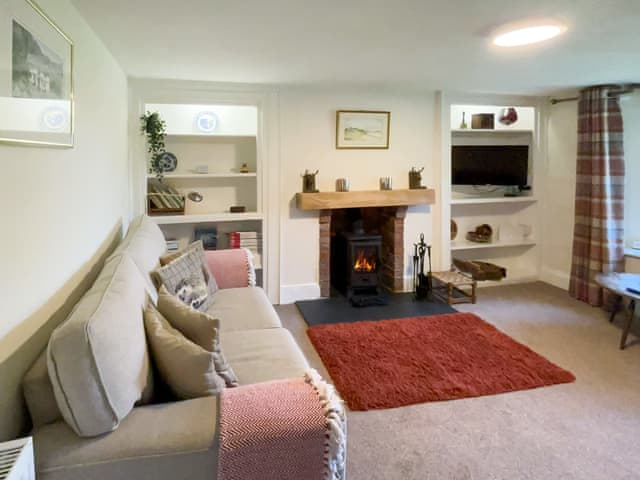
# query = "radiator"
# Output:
<box><xmin>0</xmin><ymin>437</ymin><xmax>34</xmax><ymax>480</ymax></box>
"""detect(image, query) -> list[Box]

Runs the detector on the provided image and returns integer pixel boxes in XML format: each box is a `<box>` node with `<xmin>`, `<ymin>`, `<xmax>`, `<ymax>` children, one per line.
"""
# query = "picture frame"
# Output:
<box><xmin>336</xmin><ymin>110</ymin><xmax>390</xmax><ymax>149</ymax></box>
<box><xmin>0</xmin><ymin>0</ymin><xmax>74</xmax><ymax>147</ymax></box>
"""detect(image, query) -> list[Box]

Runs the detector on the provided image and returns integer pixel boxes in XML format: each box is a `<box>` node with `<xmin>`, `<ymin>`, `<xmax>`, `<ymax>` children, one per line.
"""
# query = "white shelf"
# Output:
<box><xmin>451</xmin><ymin>196</ymin><xmax>538</xmax><ymax>205</ymax></box>
<box><xmin>451</xmin><ymin>239</ymin><xmax>536</xmax><ymax>251</ymax></box>
<box><xmin>147</xmin><ymin>173</ymin><xmax>257</xmax><ymax>179</ymax></box>
<box><xmin>150</xmin><ymin>212</ymin><xmax>263</xmax><ymax>225</ymax></box>
<box><xmin>451</xmin><ymin>129</ymin><xmax>533</xmax><ymax>134</ymax></box>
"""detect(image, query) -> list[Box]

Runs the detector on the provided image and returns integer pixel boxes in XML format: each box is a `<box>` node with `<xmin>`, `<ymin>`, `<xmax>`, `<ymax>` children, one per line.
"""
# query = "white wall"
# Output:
<box><xmin>541</xmin><ymin>90</ymin><xmax>640</xmax><ymax>289</ymax></box>
<box><xmin>279</xmin><ymin>89</ymin><xmax>438</xmax><ymax>302</ymax></box>
<box><xmin>0</xmin><ymin>0</ymin><xmax>128</xmax><ymax>358</ymax></box>
<box><xmin>540</xmin><ymin>100</ymin><xmax>578</xmax><ymax>289</ymax></box>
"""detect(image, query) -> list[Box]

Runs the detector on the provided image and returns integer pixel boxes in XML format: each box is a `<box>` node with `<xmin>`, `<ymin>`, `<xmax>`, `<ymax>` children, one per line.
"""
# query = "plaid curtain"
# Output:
<box><xmin>569</xmin><ymin>86</ymin><xmax>625</xmax><ymax>306</ymax></box>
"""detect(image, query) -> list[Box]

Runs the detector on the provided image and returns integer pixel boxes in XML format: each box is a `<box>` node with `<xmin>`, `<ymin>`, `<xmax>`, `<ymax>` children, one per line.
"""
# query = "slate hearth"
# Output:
<box><xmin>296</xmin><ymin>292</ymin><xmax>456</xmax><ymax>327</ymax></box>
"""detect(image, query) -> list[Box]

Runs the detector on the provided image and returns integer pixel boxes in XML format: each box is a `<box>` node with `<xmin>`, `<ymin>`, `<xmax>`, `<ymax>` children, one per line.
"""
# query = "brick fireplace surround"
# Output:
<box><xmin>319</xmin><ymin>206</ymin><xmax>407</xmax><ymax>297</ymax></box>
<box><xmin>296</xmin><ymin>189</ymin><xmax>436</xmax><ymax>298</ymax></box>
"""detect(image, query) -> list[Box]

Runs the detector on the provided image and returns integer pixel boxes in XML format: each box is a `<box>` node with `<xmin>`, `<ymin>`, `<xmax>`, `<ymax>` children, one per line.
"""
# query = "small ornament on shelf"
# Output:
<box><xmin>409</xmin><ymin>167</ymin><xmax>426</xmax><ymax>189</ymax></box>
<box><xmin>459</xmin><ymin>112</ymin><xmax>468</xmax><ymax>129</ymax></box>
<box><xmin>335</xmin><ymin>178</ymin><xmax>349</xmax><ymax>192</ymax></box>
<box><xmin>240</xmin><ymin>163</ymin><xmax>250</xmax><ymax>173</ymax></box>
<box><xmin>499</xmin><ymin>107</ymin><xmax>518</xmax><ymax>126</ymax></box>
<box><xmin>379</xmin><ymin>176</ymin><xmax>392</xmax><ymax>190</ymax></box>
<box><xmin>302</xmin><ymin>169</ymin><xmax>319</xmax><ymax>193</ymax></box>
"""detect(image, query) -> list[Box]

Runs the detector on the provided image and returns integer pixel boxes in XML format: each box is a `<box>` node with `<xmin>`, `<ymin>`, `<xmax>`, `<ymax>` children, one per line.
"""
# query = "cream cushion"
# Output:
<box><xmin>144</xmin><ymin>303</ymin><xmax>225</xmax><ymax>399</ymax></box>
<box><xmin>35</xmin><ymin>397</ymin><xmax>219</xmax><ymax>480</ymax></box>
<box><xmin>157</xmin><ymin>286</ymin><xmax>238</xmax><ymax>387</ymax></box>
<box><xmin>220</xmin><ymin>328</ymin><xmax>309</xmax><ymax>385</ymax></box>
<box><xmin>207</xmin><ymin>287</ymin><xmax>281</xmax><ymax>332</ymax></box>
<box><xmin>23</xmin><ymin>351</ymin><xmax>62</xmax><ymax>428</ymax></box>
<box><xmin>47</xmin><ymin>254</ymin><xmax>153</xmax><ymax>437</ymax></box>
<box><xmin>108</xmin><ymin>215</ymin><xmax>166</xmax><ymax>303</ymax></box>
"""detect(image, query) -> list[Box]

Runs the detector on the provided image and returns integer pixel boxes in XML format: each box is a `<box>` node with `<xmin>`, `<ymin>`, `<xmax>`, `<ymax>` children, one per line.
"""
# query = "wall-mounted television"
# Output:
<box><xmin>451</xmin><ymin>145</ymin><xmax>529</xmax><ymax>186</ymax></box>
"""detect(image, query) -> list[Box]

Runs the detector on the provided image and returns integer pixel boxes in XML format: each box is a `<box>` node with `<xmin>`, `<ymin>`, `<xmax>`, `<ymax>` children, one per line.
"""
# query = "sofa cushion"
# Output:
<box><xmin>47</xmin><ymin>254</ymin><xmax>153</xmax><ymax>437</ymax></box>
<box><xmin>160</xmin><ymin>241</ymin><xmax>219</xmax><ymax>295</ymax></box>
<box><xmin>144</xmin><ymin>302</ymin><xmax>225</xmax><ymax>399</ymax></box>
<box><xmin>23</xmin><ymin>351</ymin><xmax>61</xmax><ymax>429</ymax></box>
<box><xmin>35</xmin><ymin>397</ymin><xmax>218</xmax><ymax>480</ymax></box>
<box><xmin>157</xmin><ymin>286</ymin><xmax>238</xmax><ymax>387</ymax></box>
<box><xmin>220</xmin><ymin>328</ymin><xmax>309</xmax><ymax>385</ymax></box>
<box><xmin>155</xmin><ymin>247</ymin><xmax>214</xmax><ymax>311</ymax></box>
<box><xmin>109</xmin><ymin>215</ymin><xmax>166</xmax><ymax>303</ymax></box>
<box><xmin>208</xmin><ymin>287</ymin><xmax>281</xmax><ymax>333</ymax></box>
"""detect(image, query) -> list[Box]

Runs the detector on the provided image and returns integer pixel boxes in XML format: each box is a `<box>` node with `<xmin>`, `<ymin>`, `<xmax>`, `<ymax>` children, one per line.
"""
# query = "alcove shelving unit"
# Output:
<box><xmin>142</xmin><ymin>103</ymin><xmax>265</xmax><ymax>282</ymax></box>
<box><xmin>441</xmin><ymin>100</ymin><xmax>543</xmax><ymax>287</ymax></box>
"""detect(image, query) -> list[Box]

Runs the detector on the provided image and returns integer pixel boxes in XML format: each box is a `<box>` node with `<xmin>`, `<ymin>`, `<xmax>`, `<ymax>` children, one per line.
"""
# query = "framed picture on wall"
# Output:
<box><xmin>336</xmin><ymin>110</ymin><xmax>390</xmax><ymax>149</ymax></box>
<box><xmin>0</xmin><ymin>0</ymin><xmax>74</xmax><ymax>147</ymax></box>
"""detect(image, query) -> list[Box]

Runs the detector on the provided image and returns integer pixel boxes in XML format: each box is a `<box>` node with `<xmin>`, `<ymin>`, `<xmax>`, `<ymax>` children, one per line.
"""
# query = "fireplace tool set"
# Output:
<box><xmin>413</xmin><ymin>233</ymin><xmax>432</xmax><ymax>300</ymax></box>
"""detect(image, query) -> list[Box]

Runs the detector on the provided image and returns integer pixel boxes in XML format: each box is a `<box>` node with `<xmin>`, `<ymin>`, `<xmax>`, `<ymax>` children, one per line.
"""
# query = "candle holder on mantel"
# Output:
<box><xmin>301</xmin><ymin>170</ymin><xmax>319</xmax><ymax>193</ymax></box>
<box><xmin>335</xmin><ymin>178</ymin><xmax>350</xmax><ymax>192</ymax></box>
<box><xmin>409</xmin><ymin>167</ymin><xmax>426</xmax><ymax>189</ymax></box>
<box><xmin>379</xmin><ymin>177</ymin><xmax>392</xmax><ymax>190</ymax></box>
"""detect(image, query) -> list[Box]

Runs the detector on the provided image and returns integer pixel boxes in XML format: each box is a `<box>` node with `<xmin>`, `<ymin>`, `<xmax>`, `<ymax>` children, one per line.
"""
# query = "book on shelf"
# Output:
<box><xmin>148</xmin><ymin>182</ymin><xmax>185</xmax><ymax>209</ymax></box>
<box><xmin>229</xmin><ymin>231</ymin><xmax>260</xmax><ymax>239</ymax></box>
<box><xmin>165</xmin><ymin>239</ymin><xmax>180</xmax><ymax>252</ymax></box>
<box><xmin>227</xmin><ymin>231</ymin><xmax>262</xmax><ymax>249</ymax></box>
<box><xmin>195</xmin><ymin>226</ymin><xmax>218</xmax><ymax>250</ymax></box>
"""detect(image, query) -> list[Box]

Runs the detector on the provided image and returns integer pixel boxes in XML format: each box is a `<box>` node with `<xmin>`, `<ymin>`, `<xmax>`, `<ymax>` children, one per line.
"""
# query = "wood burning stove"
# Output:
<box><xmin>332</xmin><ymin>232</ymin><xmax>383</xmax><ymax>302</ymax></box>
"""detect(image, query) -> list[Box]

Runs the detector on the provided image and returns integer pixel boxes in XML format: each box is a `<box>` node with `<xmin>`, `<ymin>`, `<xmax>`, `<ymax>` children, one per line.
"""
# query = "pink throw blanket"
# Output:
<box><xmin>218</xmin><ymin>371</ymin><xmax>346</xmax><ymax>480</ymax></box>
<box><xmin>205</xmin><ymin>248</ymin><xmax>255</xmax><ymax>289</ymax></box>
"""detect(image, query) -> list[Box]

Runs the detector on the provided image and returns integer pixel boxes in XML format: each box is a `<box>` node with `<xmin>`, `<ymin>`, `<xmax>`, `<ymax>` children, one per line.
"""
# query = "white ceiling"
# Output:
<box><xmin>71</xmin><ymin>0</ymin><xmax>640</xmax><ymax>95</ymax></box>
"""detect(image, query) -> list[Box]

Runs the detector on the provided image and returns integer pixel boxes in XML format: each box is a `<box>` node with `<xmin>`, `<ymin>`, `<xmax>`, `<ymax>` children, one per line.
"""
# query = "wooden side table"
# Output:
<box><xmin>595</xmin><ymin>273</ymin><xmax>640</xmax><ymax>349</ymax></box>
<box><xmin>431</xmin><ymin>271</ymin><xmax>477</xmax><ymax>305</ymax></box>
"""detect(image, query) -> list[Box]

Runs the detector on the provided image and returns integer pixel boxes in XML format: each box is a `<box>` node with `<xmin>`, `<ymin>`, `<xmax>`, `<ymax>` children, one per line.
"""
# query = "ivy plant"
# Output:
<box><xmin>140</xmin><ymin>111</ymin><xmax>167</xmax><ymax>179</ymax></box>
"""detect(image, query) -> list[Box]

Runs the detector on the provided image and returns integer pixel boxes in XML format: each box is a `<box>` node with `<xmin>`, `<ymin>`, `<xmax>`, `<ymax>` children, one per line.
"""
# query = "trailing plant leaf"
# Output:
<box><xmin>140</xmin><ymin>111</ymin><xmax>167</xmax><ymax>179</ymax></box>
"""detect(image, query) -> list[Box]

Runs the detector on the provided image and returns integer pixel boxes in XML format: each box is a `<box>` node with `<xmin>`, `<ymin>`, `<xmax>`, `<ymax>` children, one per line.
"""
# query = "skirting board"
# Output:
<box><xmin>281</xmin><ymin>274</ymin><xmax>555</xmax><ymax>301</ymax></box>
<box><xmin>540</xmin><ymin>266</ymin><xmax>570</xmax><ymax>290</ymax></box>
<box><xmin>279</xmin><ymin>283</ymin><xmax>321</xmax><ymax>304</ymax></box>
<box><xmin>281</xmin><ymin>279</ymin><xmax>416</xmax><ymax>304</ymax></box>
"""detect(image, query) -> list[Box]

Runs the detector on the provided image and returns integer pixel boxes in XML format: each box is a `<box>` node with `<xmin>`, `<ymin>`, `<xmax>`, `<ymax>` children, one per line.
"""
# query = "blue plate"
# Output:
<box><xmin>158</xmin><ymin>152</ymin><xmax>177</xmax><ymax>172</ymax></box>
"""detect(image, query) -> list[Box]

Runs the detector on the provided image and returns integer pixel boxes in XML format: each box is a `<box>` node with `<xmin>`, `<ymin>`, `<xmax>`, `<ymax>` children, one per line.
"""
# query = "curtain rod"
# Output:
<box><xmin>551</xmin><ymin>84</ymin><xmax>640</xmax><ymax>105</ymax></box>
<box><xmin>550</xmin><ymin>96</ymin><xmax>578</xmax><ymax>105</ymax></box>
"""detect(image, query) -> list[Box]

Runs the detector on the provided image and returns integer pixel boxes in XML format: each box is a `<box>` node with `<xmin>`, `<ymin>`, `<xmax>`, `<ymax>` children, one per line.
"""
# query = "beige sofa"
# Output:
<box><xmin>21</xmin><ymin>216</ymin><xmax>328</xmax><ymax>480</ymax></box>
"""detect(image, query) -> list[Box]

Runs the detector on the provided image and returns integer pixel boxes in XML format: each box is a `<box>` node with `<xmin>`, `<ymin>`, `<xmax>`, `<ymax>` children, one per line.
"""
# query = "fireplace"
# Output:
<box><xmin>322</xmin><ymin>206</ymin><xmax>407</xmax><ymax>298</ymax></box>
<box><xmin>295</xmin><ymin>188</ymin><xmax>435</xmax><ymax>298</ymax></box>
<box><xmin>332</xmin><ymin>232</ymin><xmax>382</xmax><ymax>299</ymax></box>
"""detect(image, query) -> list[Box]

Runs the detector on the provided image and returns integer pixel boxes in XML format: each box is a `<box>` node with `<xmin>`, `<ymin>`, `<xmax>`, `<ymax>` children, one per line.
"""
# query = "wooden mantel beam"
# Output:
<box><xmin>295</xmin><ymin>189</ymin><xmax>435</xmax><ymax>210</ymax></box>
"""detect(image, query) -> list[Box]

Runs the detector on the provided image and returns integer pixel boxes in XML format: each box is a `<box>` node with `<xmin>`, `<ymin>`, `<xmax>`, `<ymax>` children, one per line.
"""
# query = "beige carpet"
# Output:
<box><xmin>275</xmin><ymin>282</ymin><xmax>640</xmax><ymax>480</ymax></box>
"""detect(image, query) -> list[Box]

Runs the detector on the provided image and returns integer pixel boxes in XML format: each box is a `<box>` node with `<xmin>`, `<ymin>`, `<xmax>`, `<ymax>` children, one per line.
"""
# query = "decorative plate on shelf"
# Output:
<box><xmin>157</xmin><ymin>152</ymin><xmax>177</xmax><ymax>172</ymax></box>
<box><xmin>195</xmin><ymin>111</ymin><xmax>218</xmax><ymax>133</ymax></box>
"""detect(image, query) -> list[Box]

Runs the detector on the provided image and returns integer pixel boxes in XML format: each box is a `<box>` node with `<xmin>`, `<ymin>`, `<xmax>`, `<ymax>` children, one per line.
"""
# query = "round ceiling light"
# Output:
<box><xmin>493</xmin><ymin>22</ymin><xmax>567</xmax><ymax>47</ymax></box>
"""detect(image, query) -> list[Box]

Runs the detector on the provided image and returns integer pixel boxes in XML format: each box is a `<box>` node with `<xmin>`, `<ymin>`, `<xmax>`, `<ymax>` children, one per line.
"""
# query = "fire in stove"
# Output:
<box><xmin>353</xmin><ymin>250</ymin><xmax>377</xmax><ymax>272</ymax></box>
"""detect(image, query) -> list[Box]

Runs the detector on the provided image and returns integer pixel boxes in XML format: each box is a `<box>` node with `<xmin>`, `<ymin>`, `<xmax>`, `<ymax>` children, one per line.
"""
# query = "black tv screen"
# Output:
<box><xmin>451</xmin><ymin>145</ymin><xmax>529</xmax><ymax>186</ymax></box>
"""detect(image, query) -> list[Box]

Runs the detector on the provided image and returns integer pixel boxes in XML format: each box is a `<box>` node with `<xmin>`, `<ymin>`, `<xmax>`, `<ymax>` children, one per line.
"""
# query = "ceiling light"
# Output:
<box><xmin>493</xmin><ymin>22</ymin><xmax>567</xmax><ymax>47</ymax></box>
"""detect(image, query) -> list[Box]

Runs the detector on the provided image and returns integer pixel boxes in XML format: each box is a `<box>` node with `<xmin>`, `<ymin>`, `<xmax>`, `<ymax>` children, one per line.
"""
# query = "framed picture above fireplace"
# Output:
<box><xmin>336</xmin><ymin>110</ymin><xmax>390</xmax><ymax>149</ymax></box>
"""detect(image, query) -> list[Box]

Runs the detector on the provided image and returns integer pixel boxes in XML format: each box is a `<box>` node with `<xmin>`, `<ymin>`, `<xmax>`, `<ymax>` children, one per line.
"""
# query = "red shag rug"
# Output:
<box><xmin>307</xmin><ymin>313</ymin><xmax>575</xmax><ymax>411</ymax></box>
